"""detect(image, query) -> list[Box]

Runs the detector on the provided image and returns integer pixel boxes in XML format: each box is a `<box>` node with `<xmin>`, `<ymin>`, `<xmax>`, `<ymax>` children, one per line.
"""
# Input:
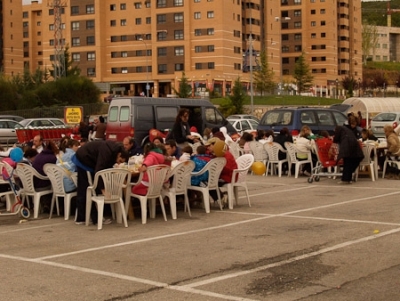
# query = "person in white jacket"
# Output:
<box><xmin>295</xmin><ymin>125</ymin><xmax>316</xmax><ymax>176</ymax></box>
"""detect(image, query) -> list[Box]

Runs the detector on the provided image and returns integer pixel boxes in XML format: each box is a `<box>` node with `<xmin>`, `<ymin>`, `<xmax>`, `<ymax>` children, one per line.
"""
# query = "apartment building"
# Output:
<box><xmin>1</xmin><ymin>0</ymin><xmax>361</xmax><ymax>98</ymax></box>
<box><xmin>366</xmin><ymin>25</ymin><xmax>400</xmax><ymax>63</ymax></box>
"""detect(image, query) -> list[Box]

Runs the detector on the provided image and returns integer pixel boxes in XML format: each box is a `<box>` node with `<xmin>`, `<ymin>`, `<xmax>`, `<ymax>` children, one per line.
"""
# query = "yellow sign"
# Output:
<box><xmin>64</xmin><ymin>107</ymin><xmax>83</xmax><ymax>125</ymax></box>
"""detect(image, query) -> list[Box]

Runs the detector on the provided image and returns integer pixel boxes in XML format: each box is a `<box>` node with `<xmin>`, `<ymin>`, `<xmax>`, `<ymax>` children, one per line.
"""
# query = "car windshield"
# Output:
<box><xmin>372</xmin><ymin>113</ymin><xmax>397</xmax><ymax>122</ymax></box>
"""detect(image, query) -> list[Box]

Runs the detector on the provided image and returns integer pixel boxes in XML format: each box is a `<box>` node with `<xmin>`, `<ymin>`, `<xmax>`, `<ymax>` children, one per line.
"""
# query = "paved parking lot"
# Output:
<box><xmin>1</xmin><ymin>174</ymin><xmax>400</xmax><ymax>301</ymax></box>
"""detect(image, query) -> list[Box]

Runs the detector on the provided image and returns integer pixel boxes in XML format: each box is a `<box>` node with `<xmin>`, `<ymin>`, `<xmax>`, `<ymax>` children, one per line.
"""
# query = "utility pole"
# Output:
<box><xmin>48</xmin><ymin>0</ymin><xmax>67</xmax><ymax>80</ymax></box>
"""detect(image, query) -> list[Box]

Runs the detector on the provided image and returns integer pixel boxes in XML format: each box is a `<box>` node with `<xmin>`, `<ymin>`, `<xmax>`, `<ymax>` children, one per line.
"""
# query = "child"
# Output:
<box><xmin>190</xmin><ymin>145</ymin><xmax>212</xmax><ymax>186</ymax></box>
<box><xmin>179</xmin><ymin>145</ymin><xmax>193</xmax><ymax>162</ymax></box>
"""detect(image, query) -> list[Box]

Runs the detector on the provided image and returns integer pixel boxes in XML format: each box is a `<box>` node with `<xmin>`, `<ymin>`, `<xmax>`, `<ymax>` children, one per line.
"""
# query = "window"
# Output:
<box><xmin>86</xmin><ymin>5</ymin><xmax>94</xmax><ymax>14</ymax></box>
<box><xmin>71</xmin><ymin>6</ymin><xmax>79</xmax><ymax>15</ymax></box>
<box><xmin>174</xmin><ymin>0</ymin><xmax>183</xmax><ymax>6</ymax></box>
<box><xmin>158</xmin><ymin>64</ymin><xmax>167</xmax><ymax>74</ymax></box>
<box><xmin>195</xmin><ymin>63</ymin><xmax>202</xmax><ymax>70</ymax></box>
<box><xmin>23</xmin><ymin>11</ymin><xmax>28</xmax><ymax>18</ymax></box>
<box><xmin>157</xmin><ymin>0</ymin><xmax>167</xmax><ymax>8</ymax></box>
<box><xmin>121</xmin><ymin>35</ymin><xmax>127</xmax><ymax>41</ymax></box>
<box><xmin>86</xmin><ymin>20</ymin><xmax>95</xmax><ymax>30</ymax></box>
<box><xmin>207</xmin><ymin>28</ymin><xmax>214</xmax><ymax>35</ymax></box>
<box><xmin>72</xmin><ymin>53</ymin><xmax>81</xmax><ymax>62</ymax></box>
<box><xmin>71</xmin><ymin>21</ymin><xmax>79</xmax><ymax>30</ymax></box>
<box><xmin>135</xmin><ymin>18</ymin><xmax>141</xmax><ymax>25</ymax></box>
<box><xmin>321</xmin><ymin>21</ymin><xmax>326</xmax><ymax>26</ymax></box>
<box><xmin>194</xmin><ymin>12</ymin><xmax>201</xmax><ymax>19</ymax></box>
<box><xmin>146</xmin><ymin>1</ymin><xmax>151</xmax><ymax>8</ymax></box>
<box><xmin>49</xmin><ymin>39</ymin><xmax>54</xmax><ymax>46</ymax></box>
<box><xmin>208</xmin><ymin>62</ymin><xmax>215</xmax><ymax>69</ymax></box>
<box><xmin>311</xmin><ymin>21</ymin><xmax>316</xmax><ymax>27</ymax></box>
<box><xmin>208</xmin><ymin>45</ymin><xmax>214</xmax><ymax>52</ymax></box>
<box><xmin>23</xmin><ymin>22</ymin><xmax>28</xmax><ymax>28</ymax></box>
<box><xmin>320</xmin><ymin>9</ymin><xmax>325</xmax><ymax>14</ymax></box>
<box><xmin>122</xmin><ymin>67</ymin><xmax>128</xmax><ymax>73</ymax></box>
<box><xmin>282</xmin><ymin>58</ymin><xmax>289</xmax><ymax>64</ymax></box>
<box><xmin>175</xmin><ymin>63</ymin><xmax>184</xmax><ymax>71</ymax></box>
<box><xmin>234</xmin><ymin>63</ymin><xmax>241</xmax><ymax>70</ymax></box>
<box><xmin>87</xmin><ymin>36</ymin><xmax>95</xmax><ymax>45</ymax></box>
<box><xmin>122</xmin><ymin>51</ymin><xmax>128</xmax><ymax>57</ymax></box>
<box><xmin>207</xmin><ymin>11</ymin><xmax>214</xmax><ymax>18</ymax></box>
<box><xmin>195</xmin><ymin>46</ymin><xmax>202</xmax><ymax>52</ymax></box>
<box><xmin>110</xmin><ymin>4</ymin><xmax>116</xmax><ymax>11</ymax></box>
<box><xmin>195</xmin><ymin>29</ymin><xmax>202</xmax><ymax>36</ymax></box>
<box><xmin>282</xmin><ymin>34</ymin><xmax>289</xmax><ymax>40</ymax></box>
<box><xmin>111</xmin><ymin>52</ymin><xmax>118</xmax><ymax>58</ymax></box>
<box><xmin>282</xmin><ymin>46</ymin><xmax>289</xmax><ymax>53</ymax></box>
<box><xmin>121</xmin><ymin>19</ymin><xmax>127</xmax><ymax>26</ymax></box>
<box><xmin>87</xmin><ymin>68</ymin><xmax>96</xmax><ymax>77</ymax></box>
<box><xmin>134</xmin><ymin>2</ymin><xmax>142</xmax><ymax>9</ymax></box>
<box><xmin>146</xmin><ymin>17</ymin><xmax>151</xmax><ymax>24</ymax></box>
<box><xmin>72</xmin><ymin>37</ymin><xmax>80</xmax><ymax>46</ymax></box>
<box><xmin>294</xmin><ymin>45</ymin><xmax>302</xmax><ymax>52</ymax></box>
<box><xmin>87</xmin><ymin>52</ymin><xmax>95</xmax><ymax>61</ymax></box>
<box><xmin>136</xmin><ymin>66</ymin><xmax>143</xmax><ymax>73</ymax></box>
<box><xmin>294</xmin><ymin>10</ymin><xmax>301</xmax><ymax>17</ymax></box>
<box><xmin>311</xmin><ymin>9</ymin><xmax>316</xmax><ymax>14</ymax></box>
<box><xmin>311</xmin><ymin>33</ymin><xmax>316</xmax><ymax>38</ymax></box>
<box><xmin>158</xmin><ymin>47</ymin><xmax>167</xmax><ymax>56</ymax></box>
<box><xmin>49</xmin><ymin>24</ymin><xmax>54</xmax><ymax>30</ymax></box>
<box><xmin>294</xmin><ymin>22</ymin><xmax>301</xmax><ymax>28</ymax></box>
<box><xmin>175</xmin><ymin>13</ymin><xmax>183</xmax><ymax>22</ymax></box>
<box><xmin>175</xmin><ymin>46</ymin><xmax>184</xmax><ymax>56</ymax></box>
<box><xmin>37</xmin><ymin>21</ymin><xmax>41</xmax><ymax>26</ymax></box>
<box><xmin>294</xmin><ymin>0</ymin><xmax>301</xmax><ymax>4</ymax></box>
<box><xmin>383</xmin><ymin>44</ymin><xmax>388</xmax><ymax>49</ymax></box>
<box><xmin>158</xmin><ymin>31</ymin><xmax>167</xmax><ymax>41</ymax></box>
<box><xmin>120</xmin><ymin>3</ymin><xmax>126</xmax><ymax>10</ymax></box>
<box><xmin>294</xmin><ymin>33</ymin><xmax>301</xmax><ymax>40</ymax></box>
<box><xmin>234</xmin><ymin>46</ymin><xmax>241</xmax><ymax>54</ymax></box>
<box><xmin>174</xmin><ymin>30</ymin><xmax>184</xmax><ymax>40</ymax></box>
<box><xmin>110</xmin><ymin>20</ymin><xmax>116</xmax><ymax>26</ymax></box>
<box><xmin>157</xmin><ymin>14</ymin><xmax>166</xmax><ymax>24</ymax></box>
<box><xmin>321</xmin><ymin>33</ymin><xmax>326</xmax><ymax>38</ymax></box>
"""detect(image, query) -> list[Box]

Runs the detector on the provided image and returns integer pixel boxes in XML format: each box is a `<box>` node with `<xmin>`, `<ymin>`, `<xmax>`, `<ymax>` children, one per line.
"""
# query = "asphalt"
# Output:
<box><xmin>1</xmin><ymin>172</ymin><xmax>400</xmax><ymax>301</ymax></box>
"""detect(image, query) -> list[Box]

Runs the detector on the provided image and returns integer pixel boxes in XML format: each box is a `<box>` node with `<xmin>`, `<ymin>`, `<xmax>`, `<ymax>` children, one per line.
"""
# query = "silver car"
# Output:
<box><xmin>0</xmin><ymin>119</ymin><xmax>24</xmax><ymax>143</ymax></box>
<box><xmin>228</xmin><ymin>118</ymin><xmax>259</xmax><ymax>135</ymax></box>
<box><xmin>370</xmin><ymin>112</ymin><xmax>400</xmax><ymax>138</ymax></box>
<box><xmin>19</xmin><ymin>118</ymin><xmax>66</xmax><ymax>128</ymax></box>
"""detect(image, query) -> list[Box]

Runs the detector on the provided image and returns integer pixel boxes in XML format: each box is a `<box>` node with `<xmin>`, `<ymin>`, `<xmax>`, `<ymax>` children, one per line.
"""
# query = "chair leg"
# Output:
<box><xmin>216</xmin><ymin>189</ymin><xmax>223</xmax><ymax>211</ymax></box>
<box><xmin>64</xmin><ymin>195</ymin><xmax>71</xmax><ymax>221</ymax></box>
<box><xmin>244</xmin><ymin>185</ymin><xmax>251</xmax><ymax>207</ymax></box>
<box><xmin>118</xmin><ymin>199</ymin><xmax>128</xmax><ymax>227</ymax></box>
<box><xmin>234</xmin><ymin>186</ymin><xmax>239</xmax><ymax>206</ymax></box>
<box><xmin>202</xmin><ymin>192</ymin><xmax>211</xmax><ymax>213</ymax></box>
<box><xmin>169</xmin><ymin>194</ymin><xmax>177</xmax><ymax>220</ymax></box>
<box><xmin>227</xmin><ymin>184</ymin><xmax>234</xmax><ymax>210</ymax></box>
<box><xmin>159</xmin><ymin>196</ymin><xmax>167</xmax><ymax>221</ymax></box>
<box><xmin>49</xmin><ymin>194</ymin><xmax>56</xmax><ymax>219</ymax></box>
<box><xmin>382</xmin><ymin>161</ymin><xmax>387</xmax><ymax>179</ymax></box>
<box><xmin>33</xmin><ymin>195</ymin><xmax>41</xmax><ymax>219</ymax></box>
<box><xmin>183</xmin><ymin>193</ymin><xmax>191</xmax><ymax>217</ymax></box>
<box><xmin>294</xmin><ymin>164</ymin><xmax>300</xmax><ymax>179</ymax></box>
<box><xmin>96</xmin><ymin>202</ymin><xmax>104</xmax><ymax>230</ymax></box>
<box><xmin>139</xmin><ymin>197</ymin><xmax>148</xmax><ymax>224</ymax></box>
<box><xmin>85</xmin><ymin>199</ymin><xmax>92</xmax><ymax>226</ymax></box>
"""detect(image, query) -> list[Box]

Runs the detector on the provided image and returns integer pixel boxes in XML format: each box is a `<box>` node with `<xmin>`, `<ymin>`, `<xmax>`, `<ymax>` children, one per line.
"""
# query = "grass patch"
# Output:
<box><xmin>210</xmin><ymin>95</ymin><xmax>341</xmax><ymax>106</ymax></box>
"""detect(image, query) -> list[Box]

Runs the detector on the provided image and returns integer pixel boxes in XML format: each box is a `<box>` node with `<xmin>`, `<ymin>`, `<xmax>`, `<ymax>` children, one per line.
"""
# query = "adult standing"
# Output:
<box><xmin>333</xmin><ymin>125</ymin><xmax>364</xmax><ymax>184</ymax></box>
<box><xmin>94</xmin><ymin>116</ymin><xmax>106</xmax><ymax>140</ymax></box>
<box><xmin>169</xmin><ymin>108</ymin><xmax>195</xmax><ymax>148</ymax></box>
<box><xmin>72</xmin><ymin>140</ymin><xmax>129</xmax><ymax>225</ymax></box>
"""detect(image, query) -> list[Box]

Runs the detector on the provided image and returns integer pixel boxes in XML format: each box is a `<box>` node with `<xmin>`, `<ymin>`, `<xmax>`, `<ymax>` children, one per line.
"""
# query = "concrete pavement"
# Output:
<box><xmin>1</xmin><ymin>173</ymin><xmax>400</xmax><ymax>301</ymax></box>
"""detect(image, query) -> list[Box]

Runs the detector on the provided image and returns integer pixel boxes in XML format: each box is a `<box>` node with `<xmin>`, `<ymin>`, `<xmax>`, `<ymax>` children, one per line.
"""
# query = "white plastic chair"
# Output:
<box><xmin>162</xmin><ymin>160</ymin><xmax>195</xmax><ymax>219</ymax></box>
<box><xmin>226</xmin><ymin>140</ymin><xmax>242</xmax><ymax>160</ymax></box>
<box><xmin>355</xmin><ymin>143</ymin><xmax>377</xmax><ymax>182</ymax></box>
<box><xmin>264</xmin><ymin>142</ymin><xmax>288</xmax><ymax>177</ymax></box>
<box><xmin>382</xmin><ymin>157</ymin><xmax>400</xmax><ymax>178</ymax></box>
<box><xmin>126</xmin><ymin>165</ymin><xmax>170</xmax><ymax>224</ymax></box>
<box><xmin>16</xmin><ymin>163</ymin><xmax>53</xmax><ymax>219</ymax></box>
<box><xmin>249</xmin><ymin>141</ymin><xmax>268</xmax><ymax>164</ymax></box>
<box><xmin>187</xmin><ymin>157</ymin><xmax>226</xmax><ymax>213</ymax></box>
<box><xmin>43</xmin><ymin>163</ymin><xmax>77</xmax><ymax>220</ymax></box>
<box><xmin>221</xmin><ymin>154</ymin><xmax>254</xmax><ymax>209</ymax></box>
<box><xmin>284</xmin><ymin>142</ymin><xmax>313</xmax><ymax>178</ymax></box>
<box><xmin>86</xmin><ymin>168</ymin><xmax>131</xmax><ymax>230</ymax></box>
<box><xmin>0</xmin><ymin>162</ymin><xmax>15</xmax><ymax>211</ymax></box>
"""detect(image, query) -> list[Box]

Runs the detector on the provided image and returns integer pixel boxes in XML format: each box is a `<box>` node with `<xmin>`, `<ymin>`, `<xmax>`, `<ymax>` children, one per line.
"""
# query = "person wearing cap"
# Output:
<box><xmin>204</xmin><ymin>137</ymin><xmax>238</xmax><ymax>205</ymax></box>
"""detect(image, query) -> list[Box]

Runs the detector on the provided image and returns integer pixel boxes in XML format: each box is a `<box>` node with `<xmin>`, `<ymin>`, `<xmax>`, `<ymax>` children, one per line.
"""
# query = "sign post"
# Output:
<box><xmin>64</xmin><ymin>106</ymin><xmax>83</xmax><ymax>125</ymax></box>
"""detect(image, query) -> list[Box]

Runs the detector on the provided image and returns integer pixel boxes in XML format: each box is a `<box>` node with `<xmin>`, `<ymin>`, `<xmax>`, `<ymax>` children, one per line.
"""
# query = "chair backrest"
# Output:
<box><xmin>146</xmin><ymin>165</ymin><xmax>171</xmax><ymax>198</ymax></box>
<box><xmin>360</xmin><ymin>143</ymin><xmax>374</xmax><ymax>165</ymax></box>
<box><xmin>234</xmin><ymin>154</ymin><xmax>254</xmax><ymax>183</ymax></box>
<box><xmin>227</xmin><ymin>141</ymin><xmax>241</xmax><ymax>159</ymax></box>
<box><xmin>205</xmin><ymin>157</ymin><xmax>226</xmax><ymax>189</ymax></box>
<box><xmin>15</xmin><ymin>163</ymin><xmax>40</xmax><ymax>194</ymax></box>
<box><xmin>170</xmin><ymin>160</ymin><xmax>195</xmax><ymax>194</ymax></box>
<box><xmin>92</xmin><ymin>168</ymin><xmax>131</xmax><ymax>201</ymax></box>
<box><xmin>43</xmin><ymin>163</ymin><xmax>70</xmax><ymax>196</ymax></box>
<box><xmin>284</xmin><ymin>142</ymin><xmax>299</xmax><ymax>163</ymax></box>
<box><xmin>264</xmin><ymin>142</ymin><xmax>285</xmax><ymax>161</ymax></box>
<box><xmin>249</xmin><ymin>141</ymin><xmax>268</xmax><ymax>161</ymax></box>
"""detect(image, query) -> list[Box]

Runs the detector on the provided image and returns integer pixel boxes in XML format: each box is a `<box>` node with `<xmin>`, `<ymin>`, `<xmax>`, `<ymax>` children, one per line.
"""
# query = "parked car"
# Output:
<box><xmin>370</xmin><ymin>112</ymin><xmax>400</xmax><ymax>138</ymax></box>
<box><xmin>228</xmin><ymin>118</ymin><xmax>259</xmax><ymax>135</ymax></box>
<box><xmin>0</xmin><ymin>119</ymin><xmax>24</xmax><ymax>144</ymax></box>
<box><xmin>19</xmin><ymin>118</ymin><xmax>66</xmax><ymax>128</ymax></box>
<box><xmin>0</xmin><ymin>115</ymin><xmax>24</xmax><ymax>122</ymax></box>
<box><xmin>227</xmin><ymin>114</ymin><xmax>260</xmax><ymax>122</ymax></box>
<box><xmin>258</xmin><ymin>107</ymin><xmax>347</xmax><ymax>137</ymax></box>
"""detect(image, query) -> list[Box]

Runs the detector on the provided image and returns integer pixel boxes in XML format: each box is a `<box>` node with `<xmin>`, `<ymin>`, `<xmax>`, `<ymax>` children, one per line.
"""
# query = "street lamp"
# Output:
<box><xmin>335</xmin><ymin>78</ymin><xmax>339</xmax><ymax>99</ymax></box>
<box><xmin>383</xmin><ymin>82</ymin><xmax>386</xmax><ymax>98</ymax></box>
<box><xmin>358</xmin><ymin>78</ymin><xmax>361</xmax><ymax>97</ymax></box>
<box><xmin>139</xmin><ymin>38</ymin><xmax>149</xmax><ymax>97</ymax></box>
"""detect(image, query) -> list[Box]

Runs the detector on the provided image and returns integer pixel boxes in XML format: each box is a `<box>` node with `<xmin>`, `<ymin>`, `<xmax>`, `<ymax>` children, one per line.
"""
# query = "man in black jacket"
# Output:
<box><xmin>73</xmin><ymin>140</ymin><xmax>129</xmax><ymax>224</ymax></box>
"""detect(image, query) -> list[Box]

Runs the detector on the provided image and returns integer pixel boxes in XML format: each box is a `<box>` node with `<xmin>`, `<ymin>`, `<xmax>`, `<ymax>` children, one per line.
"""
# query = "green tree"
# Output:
<box><xmin>341</xmin><ymin>76</ymin><xmax>357</xmax><ymax>98</ymax></box>
<box><xmin>173</xmin><ymin>72</ymin><xmax>192</xmax><ymax>98</ymax></box>
<box><xmin>253</xmin><ymin>50</ymin><xmax>275</xmax><ymax>96</ymax></box>
<box><xmin>293</xmin><ymin>52</ymin><xmax>314</xmax><ymax>94</ymax></box>
<box><xmin>229</xmin><ymin>77</ymin><xmax>247</xmax><ymax>114</ymax></box>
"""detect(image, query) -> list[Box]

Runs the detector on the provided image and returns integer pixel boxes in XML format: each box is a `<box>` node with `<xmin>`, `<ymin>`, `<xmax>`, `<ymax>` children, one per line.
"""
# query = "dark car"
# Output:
<box><xmin>257</xmin><ymin>107</ymin><xmax>347</xmax><ymax>137</ymax></box>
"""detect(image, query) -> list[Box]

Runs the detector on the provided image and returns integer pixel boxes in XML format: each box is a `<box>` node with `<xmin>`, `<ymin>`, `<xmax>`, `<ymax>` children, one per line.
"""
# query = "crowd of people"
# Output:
<box><xmin>1</xmin><ymin>109</ymin><xmax>399</xmax><ymax>223</ymax></box>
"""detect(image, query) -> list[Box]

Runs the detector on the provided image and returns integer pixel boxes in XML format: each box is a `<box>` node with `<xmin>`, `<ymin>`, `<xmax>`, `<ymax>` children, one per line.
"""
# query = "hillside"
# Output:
<box><xmin>362</xmin><ymin>0</ymin><xmax>400</xmax><ymax>27</ymax></box>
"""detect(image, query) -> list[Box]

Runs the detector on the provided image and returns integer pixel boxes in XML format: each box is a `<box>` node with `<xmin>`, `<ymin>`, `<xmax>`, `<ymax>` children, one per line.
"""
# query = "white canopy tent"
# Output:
<box><xmin>342</xmin><ymin>97</ymin><xmax>400</xmax><ymax>128</ymax></box>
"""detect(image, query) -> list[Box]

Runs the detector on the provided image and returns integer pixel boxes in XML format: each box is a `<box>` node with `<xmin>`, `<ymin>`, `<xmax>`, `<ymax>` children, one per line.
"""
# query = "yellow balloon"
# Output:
<box><xmin>251</xmin><ymin>161</ymin><xmax>266</xmax><ymax>175</ymax></box>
